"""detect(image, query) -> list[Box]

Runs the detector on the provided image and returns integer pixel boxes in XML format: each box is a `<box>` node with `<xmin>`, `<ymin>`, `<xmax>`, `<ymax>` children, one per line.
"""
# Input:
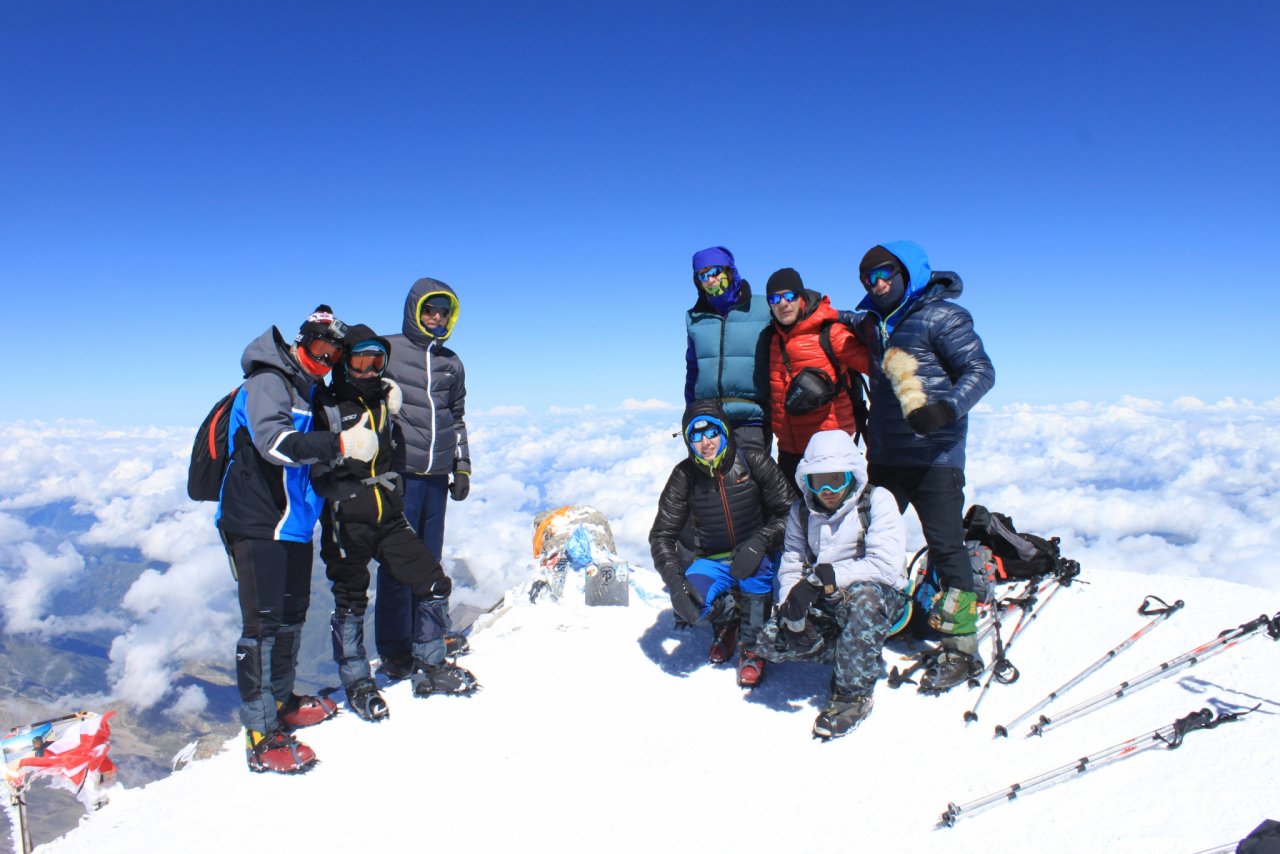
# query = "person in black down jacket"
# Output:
<box><xmin>312</xmin><ymin>325</ymin><xmax>478</xmax><ymax>716</ymax></box>
<box><xmin>649</xmin><ymin>401</ymin><xmax>794</xmax><ymax>688</ymax></box>
<box><xmin>847</xmin><ymin>241</ymin><xmax>995</xmax><ymax>693</ymax></box>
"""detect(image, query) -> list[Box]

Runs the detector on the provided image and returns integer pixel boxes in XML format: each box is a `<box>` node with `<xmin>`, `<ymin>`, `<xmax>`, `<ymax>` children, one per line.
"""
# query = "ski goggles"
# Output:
<box><xmin>696</xmin><ymin>265</ymin><xmax>726</xmax><ymax>283</ymax></box>
<box><xmin>303</xmin><ymin>337</ymin><xmax>344</xmax><ymax>367</ymax></box>
<box><xmin>863</xmin><ymin>265</ymin><xmax>896</xmax><ymax>288</ymax></box>
<box><xmin>805</xmin><ymin>471</ymin><xmax>853</xmax><ymax>495</ymax></box>
<box><xmin>767</xmin><ymin>290</ymin><xmax>800</xmax><ymax>305</ymax></box>
<box><xmin>348</xmin><ymin>351</ymin><xmax>387</xmax><ymax>374</ymax></box>
<box><xmin>687</xmin><ymin>425</ymin><xmax>723</xmax><ymax>444</ymax></box>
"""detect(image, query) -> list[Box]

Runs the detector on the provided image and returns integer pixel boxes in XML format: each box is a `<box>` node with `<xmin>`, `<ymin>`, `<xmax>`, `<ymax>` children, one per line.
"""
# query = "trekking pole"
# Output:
<box><xmin>993</xmin><ymin>595</ymin><xmax>1184</xmax><ymax>738</ymax></box>
<box><xmin>964</xmin><ymin>566</ymin><xmax>1079</xmax><ymax>722</ymax></box>
<box><xmin>940</xmin><ymin>705</ymin><xmax>1255</xmax><ymax>828</ymax></box>
<box><xmin>1028</xmin><ymin>611</ymin><xmax>1280</xmax><ymax>737</ymax></box>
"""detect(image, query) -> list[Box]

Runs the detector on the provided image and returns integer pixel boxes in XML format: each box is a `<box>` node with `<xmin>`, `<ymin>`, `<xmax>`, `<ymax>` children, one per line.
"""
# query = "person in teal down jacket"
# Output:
<box><xmin>684</xmin><ymin>246</ymin><xmax>773</xmax><ymax>454</ymax></box>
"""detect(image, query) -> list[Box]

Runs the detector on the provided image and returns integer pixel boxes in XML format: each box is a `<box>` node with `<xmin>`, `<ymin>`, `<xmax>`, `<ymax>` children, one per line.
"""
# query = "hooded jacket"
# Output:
<box><xmin>683</xmin><ymin>248</ymin><xmax>771</xmax><ymax>426</ymax></box>
<box><xmin>310</xmin><ymin>325</ymin><xmax>407</xmax><ymax>525</ymax></box>
<box><xmin>384</xmin><ymin>278</ymin><xmax>471</xmax><ymax>477</ymax></box>
<box><xmin>648</xmin><ymin>401</ymin><xmax>794</xmax><ymax>587</ymax></box>
<box><xmin>767</xmin><ymin>290</ymin><xmax>871</xmax><ymax>454</ymax></box>
<box><xmin>776</xmin><ymin>430</ymin><xmax>906</xmax><ymax>604</ymax></box>
<box><xmin>851</xmin><ymin>241</ymin><xmax>995</xmax><ymax>469</ymax></box>
<box><xmin>216</xmin><ymin>327</ymin><xmax>343</xmax><ymax>542</ymax></box>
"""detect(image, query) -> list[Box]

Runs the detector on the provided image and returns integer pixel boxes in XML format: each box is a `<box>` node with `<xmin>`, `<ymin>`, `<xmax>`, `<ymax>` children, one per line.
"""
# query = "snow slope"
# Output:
<box><xmin>38</xmin><ymin>563</ymin><xmax>1279</xmax><ymax>853</ymax></box>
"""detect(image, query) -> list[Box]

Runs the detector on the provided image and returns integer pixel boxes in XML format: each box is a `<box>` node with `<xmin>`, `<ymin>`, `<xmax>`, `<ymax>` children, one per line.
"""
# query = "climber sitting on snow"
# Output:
<box><xmin>759</xmin><ymin>429</ymin><xmax>907</xmax><ymax>739</ymax></box>
<box><xmin>649</xmin><ymin>402</ymin><xmax>793</xmax><ymax>688</ymax></box>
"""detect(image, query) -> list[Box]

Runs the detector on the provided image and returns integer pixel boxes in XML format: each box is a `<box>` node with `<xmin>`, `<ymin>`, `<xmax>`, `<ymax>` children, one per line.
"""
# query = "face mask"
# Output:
<box><xmin>868</xmin><ymin>272</ymin><xmax>906</xmax><ymax>313</ymax></box>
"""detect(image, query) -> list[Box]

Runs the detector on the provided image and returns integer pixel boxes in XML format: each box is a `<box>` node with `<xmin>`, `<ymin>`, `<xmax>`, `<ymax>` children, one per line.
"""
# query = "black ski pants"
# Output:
<box><xmin>868</xmin><ymin>463</ymin><xmax>974</xmax><ymax>594</ymax></box>
<box><xmin>224</xmin><ymin>535</ymin><xmax>312</xmax><ymax>735</ymax></box>
<box><xmin>320</xmin><ymin>513</ymin><xmax>451</xmax><ymax>617</ymax></box>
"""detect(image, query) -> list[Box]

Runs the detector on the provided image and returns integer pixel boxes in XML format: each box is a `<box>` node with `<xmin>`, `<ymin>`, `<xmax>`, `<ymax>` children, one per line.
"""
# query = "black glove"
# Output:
<box><xmin>779</xmin><ymin>581</ymin><xmax>819</xmax><ymax>625</ymax></box>
<box><xmin>907</xmin><ymin>402</ymin><xmax>953</xmax><ymax>436</ymax></box>
<box><xmin>811</xmin><ymin>563</ymin><xmax>836</xmax><ymax>594</ymax></box>
<box><xmin>669</xmin><ymin>581</ymin><xmax>704</xmax><ymax>626</ymax></box>
<box><xmin>449</xmin><ymin>469</ymin><xmax>470</xmax><ymax>501</ymax></box>
<box><xmin>729</xmin><ymin>539</ymin><xmax>766</xmax><ymax>581</ymax></box>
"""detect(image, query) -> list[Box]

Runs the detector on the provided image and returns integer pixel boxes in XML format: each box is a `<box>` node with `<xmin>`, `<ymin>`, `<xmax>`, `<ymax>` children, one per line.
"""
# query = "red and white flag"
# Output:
<box><xmin>3</xmin><ymin>711</ymin><xmax>118</xmax><ymax>810</ymax></box>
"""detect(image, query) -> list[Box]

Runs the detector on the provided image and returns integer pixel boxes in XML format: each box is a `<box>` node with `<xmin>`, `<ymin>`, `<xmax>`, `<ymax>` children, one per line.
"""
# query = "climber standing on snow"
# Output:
<box><xmin>217</xmin><ymin>306</ymin><xmax>370</xmax><ymax>774</ymax></box>
<box><xmin>311</xmin><ymin>324</ymin><xmax>478</xmax><ymax>722</ymax></box>
<box><xmin>845</xmin><ymin>241</ymin><xmax>995</xmax><ymax>693</ymax></box>
<box><xmin>378</xmin><ymin>277</ymin><xmax>472</xmax><ymax>679</ymax></box>
<box><xmin>649</xmin><ymin>401</ymin><xmax>794</xmax><ymax>688</ymax></box>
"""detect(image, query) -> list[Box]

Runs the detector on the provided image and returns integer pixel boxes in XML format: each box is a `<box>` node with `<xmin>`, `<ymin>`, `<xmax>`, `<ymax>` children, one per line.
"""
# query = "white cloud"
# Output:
<box><xmin>3</xmin><ymin>541</ymin><xmax>87</xmax><ymax>634</ymax></box>
<box><xmin>2</xmin><ymin>396</ymin><xmax>1279</xmax><ymax>712</ymax></box>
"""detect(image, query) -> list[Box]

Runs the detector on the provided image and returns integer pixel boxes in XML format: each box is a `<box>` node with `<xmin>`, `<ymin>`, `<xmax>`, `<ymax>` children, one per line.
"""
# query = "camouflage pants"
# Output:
<box><xmin>758</xmin><ymin>582</ymin><xmax>906</xmax><ymax>697</ymax></box>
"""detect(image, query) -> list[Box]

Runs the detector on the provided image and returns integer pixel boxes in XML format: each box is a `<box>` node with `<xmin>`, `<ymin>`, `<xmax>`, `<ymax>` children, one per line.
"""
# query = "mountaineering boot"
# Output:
<box><xmin>813</xmin><ymin>695</ymin><xmax>874</xmax><ymax>740</ymax></box>
<box><xmin>345</xmin><ymin>677</ymin><xmax>389</xmax><ymax>722</ymax></box>
<box><xmin>709</xmin><ymin>621</ymin><xmax>739</xmax><ymax>665</ymax></box>
<box><xmin>245</xmin><ymin>729</ymin><xmax>317</xmax><ymax>774</ymax></box>
<box><xmin>411</xmin><ymin>660</ymin><xmax>479</xmax><ymax>697</ymax></box>
<box><xmin>278</xmin><ymin>693</ymin><xmax>338</xmax><ymax>730</ymax></box>
<box><xmin>377</xmin><ymin>654</ymin><xmax>415</xmax><ymax>682</ymax></box>
<box><xmin>919</xmin><ymin>650</ymin><xmax>984</xmax><ymax>694</ymax></box>
<box><xmin>737</xmin><ymin>650</ymin><xmax>766</xmax><ymax>688</ymax></box>
<box><xmin>445</xmin><ymin>632</ymin><xmax>471</xmax><ymax>657</ymax></box>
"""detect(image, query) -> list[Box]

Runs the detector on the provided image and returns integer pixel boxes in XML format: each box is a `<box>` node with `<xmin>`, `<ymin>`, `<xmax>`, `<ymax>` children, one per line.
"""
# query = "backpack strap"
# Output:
<box><xmin>817</xmin><ymin>321</ymin><xmax>870</xmax><ymax>444</ymax></box>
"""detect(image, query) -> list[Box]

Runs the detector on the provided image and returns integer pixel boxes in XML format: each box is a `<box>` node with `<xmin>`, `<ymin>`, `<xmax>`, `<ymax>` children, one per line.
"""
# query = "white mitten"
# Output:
<box><xmin>381</xmin><ymin>378</ymin><xmax>403</xmax><ymax>417</ymax></box>
<box><xmin>340</xmin><ymin>413</ymin><xmax>377</xmax><ymax>462</ymax></box>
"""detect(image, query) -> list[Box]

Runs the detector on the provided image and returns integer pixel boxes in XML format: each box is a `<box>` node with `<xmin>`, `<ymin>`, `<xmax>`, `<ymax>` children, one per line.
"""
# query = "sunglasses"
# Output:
<box><xmin>421</xmin><ymin>304</ymin><xmax>452</xmax><ymax>318</ymax></box>
<box><xmin>864</xmin><ymin>265</ymin><xmax>896</xmax><ymax>287</ymax></box>
<box><xmin>767</xmin><ymin>291</ymin><xmax>801</xmax><ymax>305</ymax></box>
<box><xmin>696</xmin><ymin>266</ymin><xmax>726</xmax><ymax>283</ymax></box>
<box><xmin>806</xmin><ymin>471</ymin><xmax>853</xmax><ymax>495</ymax></box>
<box><xmin>687</xmin><ymin>425</ymin><xmax>723</xmax><ymax>443</ymax></box>
<box><xmin>304</xmin><ymin>337</ymin><xmax>344</xmax><ymax>367</ymax></box>
<box><xmin>348</xmin><ymin>351</ymin><xmax>387</xmax><ymax>374</ymax></box>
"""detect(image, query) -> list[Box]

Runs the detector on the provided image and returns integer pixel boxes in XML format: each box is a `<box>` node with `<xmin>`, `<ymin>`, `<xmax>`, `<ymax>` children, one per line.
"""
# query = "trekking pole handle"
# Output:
<box><xmin>1138</xmin><ymin>595</ymin><xmax>1185</xmax><ymax>618</ymax></box>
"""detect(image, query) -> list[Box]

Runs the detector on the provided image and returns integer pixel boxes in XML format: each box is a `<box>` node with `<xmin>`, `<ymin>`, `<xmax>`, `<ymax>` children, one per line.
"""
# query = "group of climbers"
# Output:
<box><xmin>214</xmin><ymin>280</ymin><xmax>479</xmax><ymax>774</ymax></box>
<box><xmin>652</xmin><ymin>240</ymin><xmax>994</xmax><ymax>738</ymax></box>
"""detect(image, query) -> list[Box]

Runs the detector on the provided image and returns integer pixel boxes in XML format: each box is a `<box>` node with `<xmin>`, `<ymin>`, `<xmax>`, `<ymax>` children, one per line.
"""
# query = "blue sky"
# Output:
<box><xmin>3</xmin><ymin>1</ymin><xmax>1277</xmax><ymax>426</ymax></box>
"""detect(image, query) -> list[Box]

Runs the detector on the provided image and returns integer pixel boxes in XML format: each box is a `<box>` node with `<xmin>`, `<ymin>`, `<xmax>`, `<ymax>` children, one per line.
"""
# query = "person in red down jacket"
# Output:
<box><xmin>765</xmin><ymin>267</ymin><xmax>871</xmax><ymax>483</ymax></box>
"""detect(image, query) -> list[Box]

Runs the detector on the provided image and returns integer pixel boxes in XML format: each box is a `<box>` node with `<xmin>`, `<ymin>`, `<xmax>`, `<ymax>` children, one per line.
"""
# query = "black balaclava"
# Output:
<box><xmin>859</xmin><ymin>246</ymin><xmax>907</xmax><ymax>314</ymax></box>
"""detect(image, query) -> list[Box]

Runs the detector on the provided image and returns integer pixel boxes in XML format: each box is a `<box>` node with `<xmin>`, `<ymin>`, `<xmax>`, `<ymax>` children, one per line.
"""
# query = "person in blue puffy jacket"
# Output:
<box><xmin>847</xmin><ymin>241</ymin><xmax>995</xmax><ymax>693</ymax></box>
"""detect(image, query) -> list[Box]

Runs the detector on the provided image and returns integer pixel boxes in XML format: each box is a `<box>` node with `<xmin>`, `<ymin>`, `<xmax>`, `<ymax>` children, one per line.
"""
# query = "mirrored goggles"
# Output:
<box><xmin>864</xmin><ymin>265</ymin><xmax>896</xmax><ymax>288</ymax></box>
<box><xmin>767</xmin><ymin>290</ymin><xmax>800</xmax><ymax>305</ymax></box>
<box><xmin>304</xmin><ymin>337</ymin><xmax>344</xmax><ymax>367</ymax></box>
<box><xmin>348</xmin><ymin>351</ymin><xmax>387</xmax><ymax>374</ymax></box>
<box><xmin>696</xmin><ymin>265</ymin><xmax>725</xmax><ymax>283</ymax></box>
<box><xmin>805</xmin><ymin>471</ymin><xmax>853</xmax><ymax>495</ymax></box>
<box><xmin>687</xmin><ymin>425</ymin><xmax>723</xmax><ymax>443</ymax></box>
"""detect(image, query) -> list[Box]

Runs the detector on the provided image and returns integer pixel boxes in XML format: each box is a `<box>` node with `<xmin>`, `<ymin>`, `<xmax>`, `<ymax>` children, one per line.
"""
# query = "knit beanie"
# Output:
<box><xmin>766</xmin><ymin>267</ymin><xmax>804</xmax><ymax>296</ymax></box>
<box><xmin>295</xmin><ymin>304</ymin><xmax>345</xmax><ymax>345</ymax></box>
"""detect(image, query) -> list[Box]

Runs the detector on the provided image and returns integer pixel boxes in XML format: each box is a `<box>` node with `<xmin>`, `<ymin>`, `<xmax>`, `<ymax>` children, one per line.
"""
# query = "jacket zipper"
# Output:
<box><xmin>716</xmin><ymin>469</ymin><xmax>737</xmax><ymax>547</ymax></box>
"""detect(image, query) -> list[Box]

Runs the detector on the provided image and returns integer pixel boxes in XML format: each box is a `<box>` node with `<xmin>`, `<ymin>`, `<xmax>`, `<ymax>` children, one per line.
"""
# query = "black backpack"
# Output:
<box><xmin>962</xmin><ymin>504</ymin><xmax>1064</xmax><ymax>581</ymax></box>
<box><xmin>187</xmin><ymin>368</ymin><xmax>284</xmax><ymax>502</ymax></box>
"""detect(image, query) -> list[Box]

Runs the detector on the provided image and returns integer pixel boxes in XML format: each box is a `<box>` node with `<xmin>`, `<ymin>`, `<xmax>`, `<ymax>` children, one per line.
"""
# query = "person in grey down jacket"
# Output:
<box><xmin>377</xmin><ymin>277</ymin><xmax>472</xmax><ymax>678</ymax></box>
<box><xmin>847</xmin><ymin>240</ymin><xmax>995</xmax><ymax>693</ymax></box>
